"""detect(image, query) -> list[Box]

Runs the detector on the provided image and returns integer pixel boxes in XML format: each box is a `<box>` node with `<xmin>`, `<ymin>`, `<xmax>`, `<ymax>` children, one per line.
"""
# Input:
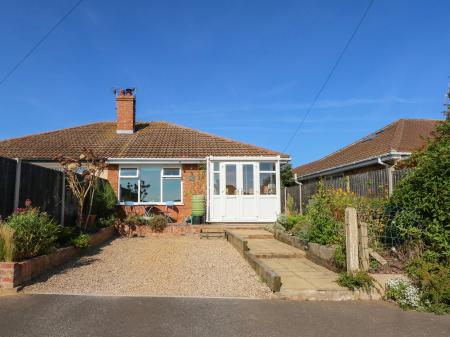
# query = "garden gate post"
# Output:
<box><xmin>359</xmin><ymin>221</ymin><xmax>370</xmax><ymax>271</ymax></box>
<box><xmin>345</xmin><ymin>207</ymin><xmax>359</xmax><ymax>273</ymax></box>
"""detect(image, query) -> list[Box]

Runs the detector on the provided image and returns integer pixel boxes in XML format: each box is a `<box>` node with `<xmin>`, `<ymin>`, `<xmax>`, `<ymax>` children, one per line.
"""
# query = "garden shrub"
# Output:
<box><xmin>406</xmin><ymin>257</ymin><xmax>450</xmax><ymax>314</ymax></box>
<box><xmin>92</xmin><ymin>182</ymin><xmax>117</xmax><ymax>219</ymax></box>
<box><xmin>72</xmin><ymin>234</ymin><xmax>90</xmax><ymax>249</ymax></box>
<box><xmin>385</xmin><ymin>278</ymin><xmax>421</xmax><ymax>310</ymax></box>
<box><xmin>148</xmin><ymin>215</ymin><xmax>168</xmax><ymax>232</ymax></box>
<box><xmin>56</xmin><ymin>226</ymin><xmax>78</xmax><ymax>247</ymax></box>
<box><xmin>337</xmin><ymin>271</ymin><xmax>374</xmax><ymax>291</ymax></box>
<box><xmin>98</xmin><ymin>215</ymin><xmax>117</xmax><ymax>228</ymax></box>
<box><xmin>0</xmin><ymin>225</ymin><xmax>15</xmax><ymax>262</ymax></box>
<box><xmin>388</xmin><ymin>115</ymin><xmax>450</xmax><ymax>263</ymax></box>
<box><xmin>332</xmin><ymin>244</ymin><xmax>346</xmax><ymax>271</ymax></box>
<box><xmin>276</xmin><ymin>214</ymin><xmax>306</xmax><ymax>232</ymax></box>
<box><xmin>6</xmin><ymin>208</ymin><xmax>60</xmax><ymax>261</ymax></box>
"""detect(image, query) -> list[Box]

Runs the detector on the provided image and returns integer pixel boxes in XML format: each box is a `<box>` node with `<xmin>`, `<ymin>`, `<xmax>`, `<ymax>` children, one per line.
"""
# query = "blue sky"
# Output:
<box><xmin>0</xmin><ymin>0</ymin><xmax>448</xmax><ymax>166</ymax></box>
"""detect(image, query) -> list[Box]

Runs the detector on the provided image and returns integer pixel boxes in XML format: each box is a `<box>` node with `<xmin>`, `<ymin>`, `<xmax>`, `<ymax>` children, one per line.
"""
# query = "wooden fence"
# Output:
<box><xmin>0</xmin><ymin>156</ymin><xmax>109</xmax><ymax>226</ymax></box>
<box><xmin>281</xmin><ymin>168</ymin><xmax>411</xmax><ymax>214</ymax></box>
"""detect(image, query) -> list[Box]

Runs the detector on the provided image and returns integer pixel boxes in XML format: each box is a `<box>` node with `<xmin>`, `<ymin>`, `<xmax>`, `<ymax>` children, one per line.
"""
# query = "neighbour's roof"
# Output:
<box><xmin>0</xmin><ymin>121</ymin><xmax>288</xmax><ymax>160</ymax></box>
<box><xmin>293</xmin><ymin>119</ymin><xmax>439</xmax><ymax>177</ymax></box>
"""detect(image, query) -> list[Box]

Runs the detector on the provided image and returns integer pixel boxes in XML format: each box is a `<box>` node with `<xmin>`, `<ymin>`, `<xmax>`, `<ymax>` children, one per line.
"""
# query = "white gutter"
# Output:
<box><xmin>107</xmin><ymin>157</ymin><xmax>205</xmax><ymax>164</ymax></box>
<box><xmin>297</xmin><ymin>151</ymin><xmax>411</xmax><ymax>181</ymax></box>
<box><xmin>208</xmin><ymin>156</ymin><xmax>291</xmax><ymax>162</ymax></box>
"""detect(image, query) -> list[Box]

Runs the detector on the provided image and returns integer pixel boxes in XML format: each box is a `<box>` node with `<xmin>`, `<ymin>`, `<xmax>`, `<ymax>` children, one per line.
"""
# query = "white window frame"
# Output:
<box><xmin>118</xmin><ymin>164</ymin><xmax>183</xmax><ymax>205</ymax></box>
<box><xmin>259</xmin><ymin>161</ymin><xmax>277</xmax><ymax>196</ymax></box>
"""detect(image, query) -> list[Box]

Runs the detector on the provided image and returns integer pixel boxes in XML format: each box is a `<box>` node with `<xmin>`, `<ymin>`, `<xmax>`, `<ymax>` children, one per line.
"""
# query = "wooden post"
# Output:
<box><xmin>345</xmin><ymin>207</ymin><xmax>359</xmax><ymax>273</ymax></box>
<box><xmin>387</xmin><ymin>166</ymin><xmax>394</xmax><ymax>196</ymax></box>
<box><xmin>359</xmin><ymin>221</ymin><xmax>370</xmax><ymax>271</ymax></box>
<box><xmin>298</xmin><ymin>183</ymin><xmax>303</xmax><ymax>215</ymax></box>
<box><xmin>13</xmin><ymin>158</ymin><xmax>22</xmax><ymax>210</ymax></box>
<box><xmin>61</xmin><ymin>172</ymin><xmax>66</xmax><ymax>226</ymax></box>
<box><xmin>284</xmin><ymin>187</ymin><xmax>287</xmax><ymax>214</ymax></box>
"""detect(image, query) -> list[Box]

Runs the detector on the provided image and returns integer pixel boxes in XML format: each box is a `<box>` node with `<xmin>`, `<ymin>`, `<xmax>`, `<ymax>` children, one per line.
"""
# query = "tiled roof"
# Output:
<box><xmin>0</xmin><ymin>121</ymin><xmax>288</xmax><ymax>160</ymax></box>
<box><xmin>293</xmin><ymin>119</ymin><xmax>439</xmax><ymax>177</ymax></box>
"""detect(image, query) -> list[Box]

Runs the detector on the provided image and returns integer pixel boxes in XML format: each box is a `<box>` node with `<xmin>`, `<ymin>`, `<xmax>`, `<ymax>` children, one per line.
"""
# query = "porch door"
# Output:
<box><xmin>211</xmin><ymin>162</ymin><xmax>259</xmax><ymax>222</ymax></box>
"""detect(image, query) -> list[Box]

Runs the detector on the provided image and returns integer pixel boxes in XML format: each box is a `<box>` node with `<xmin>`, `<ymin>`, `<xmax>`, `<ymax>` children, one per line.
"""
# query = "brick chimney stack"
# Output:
<box><xmin>115</xmin><ymin>88</ymin><xmax>136</xmax><ymax>134</ymax></box>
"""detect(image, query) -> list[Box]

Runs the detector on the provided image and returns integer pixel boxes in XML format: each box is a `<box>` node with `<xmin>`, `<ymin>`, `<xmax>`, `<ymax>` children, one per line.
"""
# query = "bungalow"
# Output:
<box><xmin>293</xmin><ymin>118</ymin><xmax>438</xmax><ymax>189</ymax></box>
<box><xmin>0</xmin><ymin>89</ymin><xmax>289</xmax><ymax>223</ymax></box>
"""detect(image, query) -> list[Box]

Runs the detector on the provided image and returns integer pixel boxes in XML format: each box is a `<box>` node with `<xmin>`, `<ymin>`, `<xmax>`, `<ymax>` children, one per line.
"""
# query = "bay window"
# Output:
<box><xmin>119</xmin><ymin>166</ymin><xmax>182</xmax><ymax>204</ymax></box>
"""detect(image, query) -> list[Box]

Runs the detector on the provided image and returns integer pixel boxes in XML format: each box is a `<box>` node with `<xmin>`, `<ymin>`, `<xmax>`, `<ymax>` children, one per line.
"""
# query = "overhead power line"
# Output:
<box><xmin>283</xmin><ymin>0</ymin><xmax>375</xmax><ymax>152</ymax></box>
<box><xmin>0</xmin><ymin>0</ymin><xmax>84</xmax><ymax>87</ymax></box>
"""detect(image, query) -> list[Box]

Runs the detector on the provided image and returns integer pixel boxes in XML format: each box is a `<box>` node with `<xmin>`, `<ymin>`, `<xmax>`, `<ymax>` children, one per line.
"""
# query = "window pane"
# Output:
<box><xmin>120</xmin><ymin>168</ymin><xmax>137</xmax><ymax>177</ymax></box>
<box><xmin>140</xmin><ymin>167</ymin><xmax>161</xmax><ymax>202</ymax></box>
<box><xmin>260</xmin><ymin>173</ymin><xmax>276</xmax><ymax>195</ymax></box>
<box><xmin>163</xmin><ymin>168</ymin><xmax>180</xmax><ymax>176</ymax></box>
<box><xmin>213</xmin><ymin>162</ymin><xmax>219</xmax><ymax>171</ymax></box>
<box><xmin>119</xmin><ymin>178</ymin><xmax>139</xmax><ymax>202</ymax></box>
<box><xmin>213</xmin><ymin>172</ymin><xmax>220</xmax><ymax>195</ymax></box>
<box><xmin>242</xmin><ymin>164</ymin><xmax>254</xmax><ymax>195</ymax></box>
<box><xmin>260</xmin><ymin>162</ymin><xmax>275</xmax><ymax>171</ymax></box>
<box><xmin>225</xmin><ymin>165</ymin><xmax>237</xmax><ymax>195</ymax></box>
<box><xmin>162</xmin><ymin>178</ymin><xmax>181</xmax><ymax>202</ymax></box>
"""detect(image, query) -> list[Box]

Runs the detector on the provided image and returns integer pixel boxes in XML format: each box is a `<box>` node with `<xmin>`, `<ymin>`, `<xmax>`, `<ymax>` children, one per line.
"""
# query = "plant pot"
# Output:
<box><xmin>191</xmin><ymin>195</ymin><xmax>205</xmax><ymax>216</ymax></box>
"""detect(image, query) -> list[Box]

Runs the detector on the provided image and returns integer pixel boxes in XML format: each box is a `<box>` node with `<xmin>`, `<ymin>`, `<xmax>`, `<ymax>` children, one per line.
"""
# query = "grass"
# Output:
<box><xmin>0</xmin><ymin>225</ymin><xmax>15</xmax><ymax>262</ymax></box>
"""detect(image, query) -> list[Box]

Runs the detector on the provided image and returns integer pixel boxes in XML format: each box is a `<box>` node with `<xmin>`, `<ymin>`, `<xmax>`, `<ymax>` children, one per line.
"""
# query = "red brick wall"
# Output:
<box><xmin>116</xmin><ymin>94</ymin><xmax>135</xmax><ymax>132</ymax></box>
<box><xmin>106</xmin><ymin>163</ymin><xmax>206</xmax><ymax>223</ymax></box>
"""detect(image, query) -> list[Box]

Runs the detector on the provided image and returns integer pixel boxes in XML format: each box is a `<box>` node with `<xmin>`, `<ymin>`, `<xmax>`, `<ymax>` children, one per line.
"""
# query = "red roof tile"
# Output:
<box><xmin>293</xmin><ymin>119</ymin><xmax>439</xmax><ymax>177</ymax></box>
<box><xmin>0</xmin><ymin>121</ymin><xmax>288</xmax><ymax>160</ymax></box>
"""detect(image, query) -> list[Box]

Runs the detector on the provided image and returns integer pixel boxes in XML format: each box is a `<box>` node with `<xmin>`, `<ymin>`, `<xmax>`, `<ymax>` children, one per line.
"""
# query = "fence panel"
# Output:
<box><xmin>287</xmin><ymin>167</ymin><xmax>412</xmax><ymax>212</ymax></box>
<box><xmin>19</xmin><ymin>162</ymin><xmax>64</xmax><ymax>222</ymax></box>
<box><xmin>0</xmin><ymin>157</ymin><xmax>17</xmax><ymax>219</ymax></box>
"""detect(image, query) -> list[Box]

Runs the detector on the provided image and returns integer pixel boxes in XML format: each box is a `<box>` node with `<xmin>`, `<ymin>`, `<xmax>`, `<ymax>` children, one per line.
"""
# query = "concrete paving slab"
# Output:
<box><xmin>246</xmin><ymin>239</ymin><xmax>306</xmax><ymax>257</ymax></box>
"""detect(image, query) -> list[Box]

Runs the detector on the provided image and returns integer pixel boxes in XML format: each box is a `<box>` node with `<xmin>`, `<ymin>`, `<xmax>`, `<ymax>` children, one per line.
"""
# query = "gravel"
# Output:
<box><xmin>22</xmin><ymin>237</ymin><xmax>272</xmax><ymax>298</ymax></box>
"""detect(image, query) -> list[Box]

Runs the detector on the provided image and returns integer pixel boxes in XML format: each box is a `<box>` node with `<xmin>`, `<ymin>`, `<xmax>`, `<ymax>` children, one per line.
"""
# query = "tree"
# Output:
<box><xmin>389</xmin><ymin>110</ymin><xmax>450</xmax><ymax>262</ymax></box>
<box><xmin>280</xmin><ymin>163</ymin><xmax>296</xmax><ymax>187</ymax></box>
<box><xmin>56</xmin><ymin>149</ymin><xmax>107</xmax><ymax>232</ymax></box>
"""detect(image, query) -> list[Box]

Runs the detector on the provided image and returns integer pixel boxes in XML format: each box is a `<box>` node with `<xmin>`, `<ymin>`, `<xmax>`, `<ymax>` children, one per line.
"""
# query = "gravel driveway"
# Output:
<box><xmin>22</xmin><ymin>237</ymin><xmax>271</xmax><ymax>298</ymax></box>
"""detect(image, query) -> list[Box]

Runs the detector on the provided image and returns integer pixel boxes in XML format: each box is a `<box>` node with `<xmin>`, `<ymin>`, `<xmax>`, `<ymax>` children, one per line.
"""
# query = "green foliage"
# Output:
<box><xmin>72</xmin><ymin>234</ymin><xmax>90</xmax><ymax>249</ymax></box>
<box><xmin>148</xmin><ymin>215</ymin><xmax>168</xmax><ymax>232</ymax></box>
<box><xmin>281</xmin><ymin>163</ymin><xmax>296</xmax><ymax>187</ymax></box>
<box><xmin>98</xmin><ymin>215</ymin><xmax>117</xmax><ymax>228</ymax></box>
<box><xmin>385</xmin><ymin>278</ymin><xmax>421</xmax><ymax>310</ymax></box>
<box><xmin>332</xmin><ymin>245</ymin><xmax>346</xmax><ymax>272</ymax></box>
<box><xmin>277</xmin><ymin>214</ymin><xmax>306</xmax><ymax>232</ymax></box>
<box><xmin>0</xmin><ymin>225</ymin><xmax>15</xmax><ymax>262</ymax></box>
<box><xmin>406</xmin><ymin>257</ymin><xmax>450</xmax><ymax>314</ymax></box>
<box><xmin>337</xmin><ymin>271</ymin><xmax>374</xmax><ymax>291</ymax></box>
<box><xmin>124</xmin><ymin>213</ymin><xmax>148</xmax><ymax>226</ymax></box>
<box><xmin>388</xmin><ymin>116</ymin><xmax>450</xmax><ymax>263</ymax></box>
<box><xmin>56</xmin><ymin>226</ymin><xmax>78</xmax><ymax>247</ymax></box>
<box><xmin>6</xmin><ymin>208</ymin><xmax>60</xmax><ymax>261</ymax></box>
<box><xmin>92</xmin><ymin>182</ymin><xmax>117</xmax><ymax>219</ymax></box>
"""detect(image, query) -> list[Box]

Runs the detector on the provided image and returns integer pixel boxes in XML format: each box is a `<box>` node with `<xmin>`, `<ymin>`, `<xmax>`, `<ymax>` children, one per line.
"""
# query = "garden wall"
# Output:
<box><xmin>0</xmin><ymin>226</ymin><xmax>116</xmax><ymax>290</ymax></box>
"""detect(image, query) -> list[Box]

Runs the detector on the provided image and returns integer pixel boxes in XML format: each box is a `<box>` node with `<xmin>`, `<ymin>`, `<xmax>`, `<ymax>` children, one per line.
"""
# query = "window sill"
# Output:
<box><xmin>117</xmin><ymin>202</ymin><xmax>184</xmax><ymax>206</ymax></box>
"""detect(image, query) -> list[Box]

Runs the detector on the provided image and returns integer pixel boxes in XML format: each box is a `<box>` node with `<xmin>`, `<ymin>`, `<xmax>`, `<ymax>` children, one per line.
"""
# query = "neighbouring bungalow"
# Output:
<box><xmin>293</xmin><ymin>118</ymin><xmax>439</xmax><ymax>193</ymax></box>
<box><xmin>0</xmin><ymin>89</ymin><xmax>290</xmax><ymax>223</ymax></box>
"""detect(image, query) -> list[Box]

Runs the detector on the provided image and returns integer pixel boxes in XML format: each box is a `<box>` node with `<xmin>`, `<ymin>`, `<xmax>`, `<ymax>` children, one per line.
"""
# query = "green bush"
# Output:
<box><xmin>0</xmin><ymin>225</ymin><xmax>15</xmax><ymax>262</ymax></box>
<box><xmin>388</xmin><ymin>116</ymin><xmax>450</xmax><ymax>263</ymax></box>
<box><xmin>406</xmin><ymin>257</ymin><xmax>450</xmax><ymax>314</ymax></box>
<box><xmin>98</xmin><ymin>215</ymin><xmax>117</xmax><ymax>228</ymax></box>
<box><xmin>6</xmin><ymin>208</ymin><xmax>60</xmax><ymax>261</ymax></box>
<box><xmin>91</xmin><ymin>181</ymin><xmax>117</xmax><ymax>219</ymax></box>
<box><xmin>72</xmin><ymin>234</ymin><xmax>90</xmax><ymax>249</ymax></box>
<box><xmin>277</xmin><ymin>214</ymin><xmax>306</xmax><ymax>232</ymax></box>
<box><xmin>337</xmin><ymin>271</ymin><xmax>374</xmax><ymax>291</ymax></box>
<box><xmin>148</xmin><ymin>215</ymin><xmax>168</xmax><ymax>232</ymax></box>
<box><xmin>332</xmin><ymin>245</ymin><xmax>346</xmax><ymax>271</ymax></box>
<box><xmin>56</xmin><ymin>226</ymin><xmax>78</xmax><ymax>247</ymax></box>
<box><xmin>385</xmin><ymin>278</ymin><xmax>421</xmax><ymax>310</ymax></box>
